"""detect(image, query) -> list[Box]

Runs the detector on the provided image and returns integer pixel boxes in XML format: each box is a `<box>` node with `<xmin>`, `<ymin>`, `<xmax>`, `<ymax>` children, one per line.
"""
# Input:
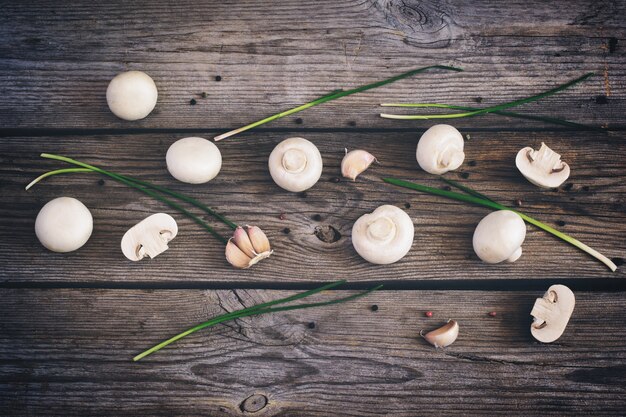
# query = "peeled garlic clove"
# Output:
<box><xmin>341</xmin><ymin>149</ymin><xmax>377</xmax><ymax>181</ymax></box>
<box><xmin>246</xmin><ymin>225</ymin><xmax>271</xmax><ymax>254</ymax></box>
<box><xmin>225</xmin><ymin>239</ymin><xmax>253</xmax><ymax>269</ymax></box>
<box><xmin>421</xmin><ymin>320</ymin><xmax>459</xmax><ymax>348</ymax></box>
<box><xmin>232</xmin><ymin>226</ymin><xmax>256</xmax><ymax>258</ymax></box>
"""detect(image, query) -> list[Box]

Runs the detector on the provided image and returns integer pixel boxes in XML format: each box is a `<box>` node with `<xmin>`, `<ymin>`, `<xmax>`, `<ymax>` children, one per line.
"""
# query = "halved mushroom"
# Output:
<box><xmin>121</xmin><ymin>213</ymin><xmax>178</xmax><ymax>261</ymax></box>
<box><xmin>530</xmin><ymin>284</ymin><xmax>575</xmax><ymax>343</ymax></box>
<box><xmin>515</xmin><ymin>142</ymin><xmax>570</xmax><ymax>188</ymax></box>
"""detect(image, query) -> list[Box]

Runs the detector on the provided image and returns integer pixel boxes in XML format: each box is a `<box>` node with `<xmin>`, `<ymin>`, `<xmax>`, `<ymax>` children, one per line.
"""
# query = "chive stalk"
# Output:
<box><xmin>380</xmin><ymin>72</ymin><xmax>595</xmax><ymax>121</ymax></box>
<box><xmin>133</xmin><ymin>280</ymin><xmax>382</xmax><ymax>361</ymax></box>
<box><xmin>383</xmin><ymin>177</ymin><xmax>617</xmax><ymax>272</ymax></box>
<box><xmin>214</xmin><ymin>65</ymin><xmax>463</xmax><ymax>141</ymax></box>
<box><xmin>27</xmin><ymin>154</ymin><xmax>232</xmax><ymax>244</ymax></box>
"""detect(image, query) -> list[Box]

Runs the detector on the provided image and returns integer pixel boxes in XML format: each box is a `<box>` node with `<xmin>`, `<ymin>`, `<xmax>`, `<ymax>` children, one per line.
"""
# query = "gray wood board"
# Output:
<box><xmin>1</xmin><ymin>131</ymin><xmax>624</xmax><ymax>284</ymax></box>
<box><xmin>1</xmin><ymin>288</ymin><xmax>625</xmax><ymax>416</ymax></box>
<box><xmin>0</xmin><ymin>0</ymin><xmax>624</xmax><ymax>129</ymax></box>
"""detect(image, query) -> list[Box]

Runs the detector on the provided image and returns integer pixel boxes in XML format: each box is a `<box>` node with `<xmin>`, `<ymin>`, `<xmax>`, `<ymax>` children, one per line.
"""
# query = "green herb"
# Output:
<box><xmin>381</xmin><ymin>103</ymin><xmax>603</xmax><ymax>131</ymax></box>
<box><xmin>214</xmin><ymin>65</ymin><xmax>463</xmax><ymax>141</ymax></box>
<box><xmin>26</xmin><ymin>153</ymin><xmax>237</xmax><ymax>244</ymax></box>
<box><xmin>133</xmin><ymin>280</ymin><xmax>383</xmax><ymax>361</ymax></box>
<box><xmin>380</xmin><ymin>72</ymin><xmax>596</xmax><ymax>122</ymax></box>
<box><xmin>383</xmin><ymin>177</ymin><xmax>617</xmax><ymax>272</ymax></box>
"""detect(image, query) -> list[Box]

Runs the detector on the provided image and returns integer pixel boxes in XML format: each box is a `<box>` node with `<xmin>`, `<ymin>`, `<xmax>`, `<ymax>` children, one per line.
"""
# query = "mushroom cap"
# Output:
<box><xmin>515</xmin><ymin>142</ymin><xmax>570</xmax><ymax>188</ymax></box>
<box><xmin>268</xmin><ymin>137</ymin><xmax>323</xmax><ymax>192</ymax></box>
<box><xmin>35</xmin><ymin>197</ymin><xmax>93</xmax><ymax>252</ymax></box>
<box><xmin>352</xmin><ymin>204</ymin><xmax>414</xmax><ymax>264</ymax></box>
<box><xmin>166</xmin><ymin>137</ymin><xmax>222</xmax><ymax>184</ymax></box>
<box><xmin>106</xmin><ymin>71</ymin><xmax>158</xmax><ymax>121</ymax></box>
<box><xmin>473</xmin><ymin>210</ymin><xmax>526</xmax><ymax>264</ymax></box>
<box><xmin>416</xmin><ymin>124</ymin><xmax>465</xmax><ymax>175</ymax></box>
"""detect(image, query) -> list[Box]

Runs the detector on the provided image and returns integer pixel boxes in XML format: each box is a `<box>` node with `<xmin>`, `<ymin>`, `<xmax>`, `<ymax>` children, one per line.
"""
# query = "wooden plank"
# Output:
<box><xmin>1</xmin><ymin>288</ymin><xmax>625</xmax><ymax>416</ymax></box>
<box><xmin>0</xmin><ymin>0</ymin><xmax>624</xmax><ymax>129</ymax></box>
<box><xmin>1</xmin><ymin>131</ymin><xmax>623</xmax><ymax>284</ymax></box>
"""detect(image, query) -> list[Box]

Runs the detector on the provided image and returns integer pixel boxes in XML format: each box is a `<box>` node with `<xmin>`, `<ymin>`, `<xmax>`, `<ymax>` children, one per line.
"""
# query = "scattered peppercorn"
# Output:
<box><xmin>370</xmin><ymin>304</ymin><xmax>379</xmax><ymax>312</ymax></box>
<box><xmin>488</xmin><ymin>311</ymin><xmax>497</xmax><ymax>317</ymax></box>
<box><xmin>312</xmin><ymin>214</ymin><xmax>322</xmax><ymax>221</ymax></box>
<box><xmin>460</xmin><ymin>172</ymin><xmax>470</xmax><ymax>179</ymax></box>
<box><xmin>294</xmin><ymin>117</ymin><xmax>303</xmax><ymax>125</ymax></box>
<box><xmin>424</xmin><ymin>311</ymin><xmax>433</xmax><ymax>318</ymax></box>
<box><xmin>307</xmin><ymin>322</ymin><xmax>316</xmax><ymax>329</ymax></box>
<box><xmin>329</xmin><ymin>177</ymin><xmax>341</xmax><ymax>183</ymax></box>
<box><xmin>556</xmin><ymin>220</ymin><xmax>566</xmax><ymax>227</ymax></box>
<box><xmin>282</xmin><ymin>227</ymin><xmax>291</xmax><ymax>234</ymax></box>
<box><xmin>404</xmin><ymin>203</ymin><xmax>411</xmax><ymax>209</ymax></box>
<box><xmin>468</xmin><ymin>160</ymin><xmax>477</xmax><ymax>167</ymax></box>
<box><xmin>215</xmin><ymin>75</ymin><xmax>222</xmax><ymax>82</ymax></box>
<box><xmin>189</xmin><ymin>98</ymin><xmax>197</xmax><ymax>105</ymax></box>
<box><xmin>348</xmin><ymin>120</ymin><xmax>357</xmax><ymax>127</ymax></box>
<box><xmin>473</xmin><ymin>97</ymin><xmax>483</xmax><ymax>103</ymax></box>
<box><xmin>97</xmin><ymin>179</ymin><xmax>105</xmax><ymax>186</ymax></box>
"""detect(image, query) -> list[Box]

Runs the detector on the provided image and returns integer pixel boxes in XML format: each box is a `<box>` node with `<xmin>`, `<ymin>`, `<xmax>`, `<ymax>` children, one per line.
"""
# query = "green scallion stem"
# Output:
<box><xmin>380</xmin><ymin>103</ymin><xmax>604</xmax><ymax>131</ymax></box>
<box><xmin>382</xmin><ymin>177</ymin><xmax>617</xmax><ymax>272</ymax></box>
<box><xmin>31</xmin><ymin>154</ymin><xmax>230</xmax><ymax>244</ymax></box>
<box><xmin>133</xmin><ymin>280</ymin><xmax>382</xmax><ymax>361</ymax></box>
<box><xmin>214</xmin><ymin>65</ymin><xmax>463</xmax><ymax>141</ymax></box>
<box><xmin>380</xmin><ymin>72</ymin><xmax>595</xmax><ymax>120</ymax></box>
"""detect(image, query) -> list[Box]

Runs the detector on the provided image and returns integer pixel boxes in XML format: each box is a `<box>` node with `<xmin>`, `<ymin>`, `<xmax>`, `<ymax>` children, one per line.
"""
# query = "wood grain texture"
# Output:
<box><xmin>0</xmin><ymin>0</ymin><xmax>624</xmax><ymax>129</ymax></box>
<box><xmin>1</xmin><ymin>131</ymin><xmax>624</xmax><ymax>284</ymax></box>
<box><xmin>1</xmin><ymin>288</ymin><xmax>625</xmax><ymax>416</ymax></box>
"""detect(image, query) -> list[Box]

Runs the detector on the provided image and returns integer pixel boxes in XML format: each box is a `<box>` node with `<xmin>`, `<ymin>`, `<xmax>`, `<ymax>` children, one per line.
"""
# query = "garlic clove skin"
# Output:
<box><xmin>416</xmin><ymin>124</ymin><xmax>465</xmax><ymax>175</ymax></box>
<box><xmin>341</xmin><ymin>149</ymin><xmax>377</xmax><ymax>181</ymax></box>
<box><xmin>269</xmin><ymin>137</ymin><xmax>323</xmax><ymax>192</ymax></box>
<box><xmin>225</xmin><ymin>226</ymin><xmax>273</xmax><ymax>269</ymax></box>
<box><xmin>515</xmin><ymin>142</ymin><xmax>570</xmax><ymax>189</ymax></box>
<box><xmin>351</xmin><ymin>205</ymin><xmax>414</xmax><ymax>264</ymax></box>
<box><xmin>473</xmin><ymin>210</ymin><xmax>526</xmax><ymax>264</ymax></box>
<box><xmin>421</xmin><ymin>320</ymin><xmax>459</xmax><ymax>348</ymax></box>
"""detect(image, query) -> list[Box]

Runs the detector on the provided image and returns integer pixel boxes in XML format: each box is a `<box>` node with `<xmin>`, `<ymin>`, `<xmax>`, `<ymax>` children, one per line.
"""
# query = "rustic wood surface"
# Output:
<box><xmin>1</xmin><ymin>0</ymin><xmax>625</xmax><ymax>415</ymax></box>
<box><xmin>1</xmin><ymin>289</ymin><xmax>626</xmax><ymax>416</ymax></box>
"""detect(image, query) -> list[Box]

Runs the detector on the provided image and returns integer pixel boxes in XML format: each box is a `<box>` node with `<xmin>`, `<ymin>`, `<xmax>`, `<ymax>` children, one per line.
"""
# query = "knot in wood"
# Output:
<box><xmin>240</xmin><ymin>394</ymin><xmax>268</xmax><ymax>413</ymax></box>
<box><xmin>314</xmin><ymin>225</ymin><xmax>341</xmax><ymax>243</ymax></box>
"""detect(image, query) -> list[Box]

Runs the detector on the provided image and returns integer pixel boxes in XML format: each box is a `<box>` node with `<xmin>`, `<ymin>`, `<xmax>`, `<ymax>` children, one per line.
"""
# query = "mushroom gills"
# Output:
<box><xmin>530</xmin><ymin>284</ymin><xmax>575</xmax><ymax>343</ymax></box>
<box><xmin>121</xmin><ymin>213</ymin><xmax>178</xmax><ymax>261</ymax></box>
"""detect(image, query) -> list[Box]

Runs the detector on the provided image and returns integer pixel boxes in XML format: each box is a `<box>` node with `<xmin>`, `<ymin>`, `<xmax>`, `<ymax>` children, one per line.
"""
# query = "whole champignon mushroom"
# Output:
<box><xmin>268</xmin><ymin>137</ymin><xmax>323</xmax><ymax>192</ymax></box>
<box><xmin>352</xmin><ymin>205</ymin><xmax>414</xmax><ymax>264</ymax></box>
<box><xmin>166</xmin><ymin>137</ymin><xmax>222</xmax><ymax>184</ymax></box>
<box><xmin>515</xmin><ymin>142</ymin><xmax>570</xmax><ymax>188</ymax></box>
<box><xmin>35</xmin><ymin>197</ymin><xmax>93</xmax><ymax>252</ymax></box>
<box><xmin>121</xmin><ymin>213</ymin><xmax>178</xmax><ymax>261</ymax></box>
<box><xmin>106</xmin><ymin>71</ymin><xmax>158</xmax><ymax>121</ymax></box>
<box><xmin>473</xmin><ymin>210</ymin><xmax>526</xmax><ymax>264</ymax></box>
<box><xmin>416</xmin><ymin>124</ymin><xmax>465</xmax><ymax>175</ymax></box>
<box><xmin>530</xmin><ymin>284</ymin><xmax>575</xmax><ymax>343</ymax></box>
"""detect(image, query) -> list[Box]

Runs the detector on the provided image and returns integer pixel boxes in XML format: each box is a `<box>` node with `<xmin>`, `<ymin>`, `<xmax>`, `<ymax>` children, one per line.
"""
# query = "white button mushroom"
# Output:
<box><xmin>121</xmin><ymin>213</ymin><xmax>178</xmax><ymax>261</ymax></box>
<box><xmin>473</xmin><ymin>210</ymin><xmax>526</xmax><ymax>264</ymax></box>
<box><xmin>416</xmin><ymin>124</ymin><xmax>465</xmax><ymax>175</ymax></box>
<box><xmin>515</xmin><ymin>142</ymin><xmax>570</xmax><ymax>188</ymax></box>
<box><xmin>166</xmin><ymin>137</ymin><xmax>222</xmax><ymax>184</ymax></box>
<box><xmin>530</xmin><ymin>284</ymin><xmax>575</xmax><ymax>343</ymax></box>
<box><xmin>106</xmin><ymin>71</ymin><xmax>158</xmax><ymax>121</ymax></box>
<box><xmin>35</xmin><ymin>197</ymin><xmax>93</xmax><ymax>252</ymax></box>
<box><xmin>268</xmin><ymin>137</ymin><xmax>323</xmax><ymax>192</ymax></box>
<box><xmin>351</xmin><ymin>205</ymin><xmax>414</xmax><ymax>264</ymax></box>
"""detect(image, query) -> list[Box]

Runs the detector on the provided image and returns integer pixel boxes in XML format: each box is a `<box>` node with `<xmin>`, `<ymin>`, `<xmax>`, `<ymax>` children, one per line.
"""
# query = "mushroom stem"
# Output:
<box><xmin>507</xmin><ymin>247</ymin><xmax>523</xmax><ymax>263</ymax></box>
<box><xmin>383</xmin><ymin>177</ymin><xmax>617</xmax><ymax>272</ymax></box>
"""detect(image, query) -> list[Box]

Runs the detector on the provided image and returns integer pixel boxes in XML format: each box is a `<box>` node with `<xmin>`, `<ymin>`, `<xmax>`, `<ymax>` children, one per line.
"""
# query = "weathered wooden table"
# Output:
<box><xmin>1</xmin><ymin>1</ymin><xmax>625</xmax><ymax>415</ymax></box>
